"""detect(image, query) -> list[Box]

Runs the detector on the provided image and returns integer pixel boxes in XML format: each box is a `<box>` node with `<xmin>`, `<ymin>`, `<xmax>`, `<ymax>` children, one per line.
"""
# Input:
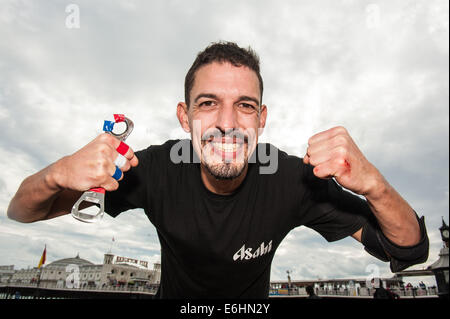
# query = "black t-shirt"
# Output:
<box><xmin>105</xmin><ymin>139</ymin><xmax>372</xmax><ymax>298</ymax></box>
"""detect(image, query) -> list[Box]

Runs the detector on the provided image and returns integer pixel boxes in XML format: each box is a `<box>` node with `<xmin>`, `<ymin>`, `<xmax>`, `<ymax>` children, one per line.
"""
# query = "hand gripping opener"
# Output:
<box><xmin>71</xmin><ymin>114</ymin><xmax>134</xmax><ymax>223</ymax></box>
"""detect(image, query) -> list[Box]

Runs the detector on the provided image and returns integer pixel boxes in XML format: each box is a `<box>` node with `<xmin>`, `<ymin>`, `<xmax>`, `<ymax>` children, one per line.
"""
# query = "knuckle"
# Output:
<box><xmin>334</xmin><ymin>134</ymin><xmax>347</xmax><ymax>144</ymax></box>
<box><xmin>97</xmin><ymin>143</ymin><xmax>112</xmax><ymax>156</ymax></box>
<box><xmin>334</xmin><ymin>156</ymin><xmax>347</xmax><ymax>166</ymax></box>
<box><xmin>100</xmin><ymin>132</ymin><xmax>116</xmax><ymax>145</ymax></box>
<box><xmin>127</xmin><ymin>148</ymin><xmax>135</xmax><ymax>159</ymax></box>
<box><xmin>93</xmin><ymin>168</ymin><xmax>106</xmax><ymax>181</ymax></box>
<box><xmin>336</xmin><ymin>146</ymin><xmax>348</xmax><ymax>157</ymax></box>
<box><xmin>334</xmin><ymin>126</ymin><xmax>347</xmax><ymax>134</ymax></box>
<box><xmin>130</xmin><ymin>155</ymin><xmax>139</xmax><ymax>167</ymax></box>
<box><xmin>98</xmin><ymin>133</ymin><xmax>110</xmax><ymax>143</ymax></box>
<box><xmin>93</xmin><ymin>159</ymin><xmax>111</xmax><ymax>179</ymax></box>
<box><xmin>104</xmin><ymin>181</ymin><xmax>119</xmax><ymax>191</ymax></box>
<box><xmin>122</xmin><ymin>161</ymin><xmax>131</xmax><ymax>172</ymax></box>
<box><xmin>97</xmin><ymin>156</ymin><xmax>109</xmax><ymax>168</ymax></box>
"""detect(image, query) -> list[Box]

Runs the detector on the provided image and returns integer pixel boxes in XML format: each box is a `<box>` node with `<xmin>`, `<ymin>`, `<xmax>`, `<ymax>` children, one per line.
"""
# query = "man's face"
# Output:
<box><xmin>177</xmin><ymin>61</ymin><xmax>267</xmax><ymax>180</ymax></box>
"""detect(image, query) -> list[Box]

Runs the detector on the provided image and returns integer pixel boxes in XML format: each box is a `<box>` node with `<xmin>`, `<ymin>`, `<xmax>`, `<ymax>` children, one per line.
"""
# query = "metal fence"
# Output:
<box><xmin>270</xmin><ymin>287</ymin><xmax>438</xmax><ymax>298</ymax></box>
<box><xmin>0</xmin><ymin>282</ymin><xmax>158</xmax><ymax>297</ymax></box>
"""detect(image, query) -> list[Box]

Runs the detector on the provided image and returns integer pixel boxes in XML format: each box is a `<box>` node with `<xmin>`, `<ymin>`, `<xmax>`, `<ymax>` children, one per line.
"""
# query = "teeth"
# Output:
<box><xmin>212</xmin><ymin>142</ymin><xmax>239</xmax><ymax>152</ymax></box>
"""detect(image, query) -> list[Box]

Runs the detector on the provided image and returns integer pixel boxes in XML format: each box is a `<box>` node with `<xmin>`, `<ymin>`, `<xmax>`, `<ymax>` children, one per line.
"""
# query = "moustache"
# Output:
<box><xmin>201</xmin><ymin>128</ymin><xmax>249</xmax><ymax>144</ymax></box>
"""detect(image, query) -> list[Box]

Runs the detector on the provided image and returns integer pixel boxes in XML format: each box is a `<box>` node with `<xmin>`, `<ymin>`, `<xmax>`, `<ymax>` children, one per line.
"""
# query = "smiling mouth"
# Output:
<box><xmin>200</xmin><ymin>128</ymin><xmax>249</xmax><ymax>159</ymax></box>
<box><xmin>203</xmin><ymin>138</ymin><xmax>247</xmax><ymax>160</ymax></box>
<box><xmin>212</xmin><ymin>142</ymin><xmax>240</xmax><ymax>152</ymax></box>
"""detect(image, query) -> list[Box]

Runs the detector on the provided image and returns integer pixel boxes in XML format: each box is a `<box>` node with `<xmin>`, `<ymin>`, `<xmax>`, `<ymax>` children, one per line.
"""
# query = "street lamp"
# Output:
<box><xmin>429</xmin><ymin>218</ymin><xmax>449</xmax><ymax>299</ymax></box>
<box><xmin>286</xmin><ymin>270</ymin><xmax>292</xmax><ymax>295</ymax></box>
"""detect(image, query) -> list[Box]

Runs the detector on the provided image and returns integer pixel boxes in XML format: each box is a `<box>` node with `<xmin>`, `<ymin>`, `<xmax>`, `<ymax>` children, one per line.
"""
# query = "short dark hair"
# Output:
<box><xmin>184</xmin><ymin>41</ymin><xmax>264</xmax><ymax>107</ymax></box>
<box><xmin>306</xmin><ymin>285</ymin><xmax>315</xmax><ymax>295</ymax></box>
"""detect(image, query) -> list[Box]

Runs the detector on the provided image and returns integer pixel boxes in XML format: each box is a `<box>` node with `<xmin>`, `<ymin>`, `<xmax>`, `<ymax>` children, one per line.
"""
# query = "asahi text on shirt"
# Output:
<box><xmin>233</xmin><ymin>240</ymin><xmax>272</xmax><ymax>261</ymax></box>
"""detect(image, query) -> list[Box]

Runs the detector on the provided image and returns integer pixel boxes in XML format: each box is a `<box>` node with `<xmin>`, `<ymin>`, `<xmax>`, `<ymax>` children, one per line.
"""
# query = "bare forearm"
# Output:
<box><xmin>7</xmin><ymin>162</ymin><xmax>63</xmax><ymax>223</ymax></box>
<box><xmin>304</xmin><ymin>127</ymin><xmax>422</xmax><ymax>247</ymax></box>
<box><xmin>7</xmin><ymin>134</ymin><xmax>139</xmax><ymax>223</ymax></box>
<box><xmin>365</xmin><ymin>171</ymin><xmax>421</xmax><ymax>246</ymax></box>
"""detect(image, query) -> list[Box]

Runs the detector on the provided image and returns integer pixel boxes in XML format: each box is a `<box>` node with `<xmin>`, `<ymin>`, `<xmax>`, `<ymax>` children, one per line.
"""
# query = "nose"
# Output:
<box><xmin>216</xmin><ymin>102</ymin><xmax>238</xmax><ymax>133</ymax></box>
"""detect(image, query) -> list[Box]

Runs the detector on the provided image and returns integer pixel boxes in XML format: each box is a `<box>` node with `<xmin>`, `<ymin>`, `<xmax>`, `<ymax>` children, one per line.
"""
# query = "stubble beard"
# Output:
<box><xmin>201</xmin><ymin>141</ymin><xmax>248</xmax><ymax>180</ymax></box>
<box><xmin>203</xmin><ymin>158</ymin><xmax>247</xmax><ymax>180</ymax></box>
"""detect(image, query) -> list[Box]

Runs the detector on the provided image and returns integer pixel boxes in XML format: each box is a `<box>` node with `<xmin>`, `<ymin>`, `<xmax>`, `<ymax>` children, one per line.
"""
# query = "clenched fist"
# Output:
<box><xmin>303</xmin><ymin>126</ymin><xmax>383</xmax><ymax>197</ymax></box>
<box><xmin>51</xmin><ymin>133</ymin><xmax>139</xmax><ymax>192</ymax></box>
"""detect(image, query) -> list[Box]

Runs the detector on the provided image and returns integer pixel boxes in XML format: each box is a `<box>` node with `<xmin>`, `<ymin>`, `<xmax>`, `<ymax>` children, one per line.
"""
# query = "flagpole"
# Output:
<box><xmin>109</xmin><ymin>237</ymin><xmax>115</xmax><ymax>253</ymax></box>
<box><xmin>37</xmin><ymin>244</ymin><xmax>46</xmax><ymax>289</ymax></box>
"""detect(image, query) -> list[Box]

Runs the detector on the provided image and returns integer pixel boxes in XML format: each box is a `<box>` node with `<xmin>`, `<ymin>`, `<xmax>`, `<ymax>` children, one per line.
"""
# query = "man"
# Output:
<box><xmin>7</xmin><ymin>41</ymin><xmax>429</xmax><ymax>298</ymax></box>
<box><xmin>305</xmin><ymin>285</ymin><xmax>321</xmax><ymax>299</ymax></box>
<box><xmin>373</xmin><ymin>279</ymin><xmax>395</xmax><ymax>300</ymax></box>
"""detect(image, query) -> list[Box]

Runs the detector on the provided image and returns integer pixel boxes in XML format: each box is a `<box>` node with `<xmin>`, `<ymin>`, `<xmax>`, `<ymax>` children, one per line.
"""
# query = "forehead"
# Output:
<box><xmin>191</xmin><ymin>62</ymin><xmax>260</xmax><ymax>100</ymax></box>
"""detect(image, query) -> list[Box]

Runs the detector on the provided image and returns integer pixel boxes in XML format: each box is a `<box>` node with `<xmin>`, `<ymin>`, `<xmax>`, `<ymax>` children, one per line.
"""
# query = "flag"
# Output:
<box><xmin>38</xmin><ymin>245</ymin><xmax>46</xmax><ymax>269</ymax></box>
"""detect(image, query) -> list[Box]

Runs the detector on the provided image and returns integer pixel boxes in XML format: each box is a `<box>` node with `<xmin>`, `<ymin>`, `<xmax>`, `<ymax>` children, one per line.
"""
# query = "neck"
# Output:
<box><xmin>200</xmin><ymin>164</ymin><xmax>248</xmax><ymax>195</ymax></box>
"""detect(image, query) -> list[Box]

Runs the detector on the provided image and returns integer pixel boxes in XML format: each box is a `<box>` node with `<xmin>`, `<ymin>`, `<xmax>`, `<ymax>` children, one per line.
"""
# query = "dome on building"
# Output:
<box><xmin>45</xmin><ymin>253</ymin><xmax>94</xmax><ymax>268</ymax></box>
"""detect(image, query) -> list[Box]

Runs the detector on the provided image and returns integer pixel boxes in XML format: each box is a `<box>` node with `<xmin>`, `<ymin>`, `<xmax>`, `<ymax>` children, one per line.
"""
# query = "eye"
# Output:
<box><xmin>238</xmin><ymin>103</ymin><xmax>257</xmax><ymax>111</ymax></box>
<box><xmin>199</xmin><ymin>100</ymin><xmax>216</xmax><ymax>107</ymax></box>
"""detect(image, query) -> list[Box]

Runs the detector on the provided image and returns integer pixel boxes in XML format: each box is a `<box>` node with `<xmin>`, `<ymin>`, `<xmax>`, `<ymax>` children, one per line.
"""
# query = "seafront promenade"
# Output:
<box><xmin>0</xmin><ymin>281</ymin><xmax>438</xmax><ymax>299</ymax></box>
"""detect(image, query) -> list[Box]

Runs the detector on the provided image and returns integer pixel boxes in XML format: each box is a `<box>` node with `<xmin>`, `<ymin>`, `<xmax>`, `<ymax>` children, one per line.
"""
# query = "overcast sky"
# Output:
<box><xmin>0</xmin><ymin>0</ymin><xmax>448</xmax><ymax>287</ymax></box>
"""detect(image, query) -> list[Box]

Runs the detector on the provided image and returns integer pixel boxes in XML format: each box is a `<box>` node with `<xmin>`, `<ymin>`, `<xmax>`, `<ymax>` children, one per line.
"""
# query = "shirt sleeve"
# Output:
<box><xmin>104</xmin><ymin>147</ymin><xmax>152</xmax><ymax>218</ymax></box>
<box><xmin>296</xmin><ymin>163</ymin><xmax>372</xmax><ymax>242</ymax></box>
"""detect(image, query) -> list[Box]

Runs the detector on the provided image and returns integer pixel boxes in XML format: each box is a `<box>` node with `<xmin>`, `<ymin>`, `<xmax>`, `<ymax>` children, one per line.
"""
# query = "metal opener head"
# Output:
<box><xmin>71</xmin><ymin>188</ymin><xmax>105</xmax><ymax>223</ymax></box>
<box><xmin>108</xmin><ymin>116</ymin><xmax>134</xmax><ymax>141</ymax></box>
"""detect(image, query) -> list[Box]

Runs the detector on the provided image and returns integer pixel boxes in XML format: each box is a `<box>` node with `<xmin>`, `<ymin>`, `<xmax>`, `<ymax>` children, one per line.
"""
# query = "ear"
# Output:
<box><xmin>258</xmin><ymin>104</ymin><xmax>267</xmax><ymax>136</ymax></box>
<box><xmin>177</xmin><ymin>102</ymin><xmax>191</xmax><ymax>133</ymax></box>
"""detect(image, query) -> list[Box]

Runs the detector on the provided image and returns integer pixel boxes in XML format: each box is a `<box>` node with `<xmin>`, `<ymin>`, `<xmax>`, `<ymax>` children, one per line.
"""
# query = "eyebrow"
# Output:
<box><xmin>237</xmin><ymin>95</ymin><xmax>260</xmax><ymax>106</ymax></box>
<box><xmin>194</xmin><ymin>93</ymin><xmax>219</xmax><ymax>104</ymax></box>
<box><xmin>194</xmin><ymin>93</ymin><xmax>260</xmax><ymax>106</ymax></box>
